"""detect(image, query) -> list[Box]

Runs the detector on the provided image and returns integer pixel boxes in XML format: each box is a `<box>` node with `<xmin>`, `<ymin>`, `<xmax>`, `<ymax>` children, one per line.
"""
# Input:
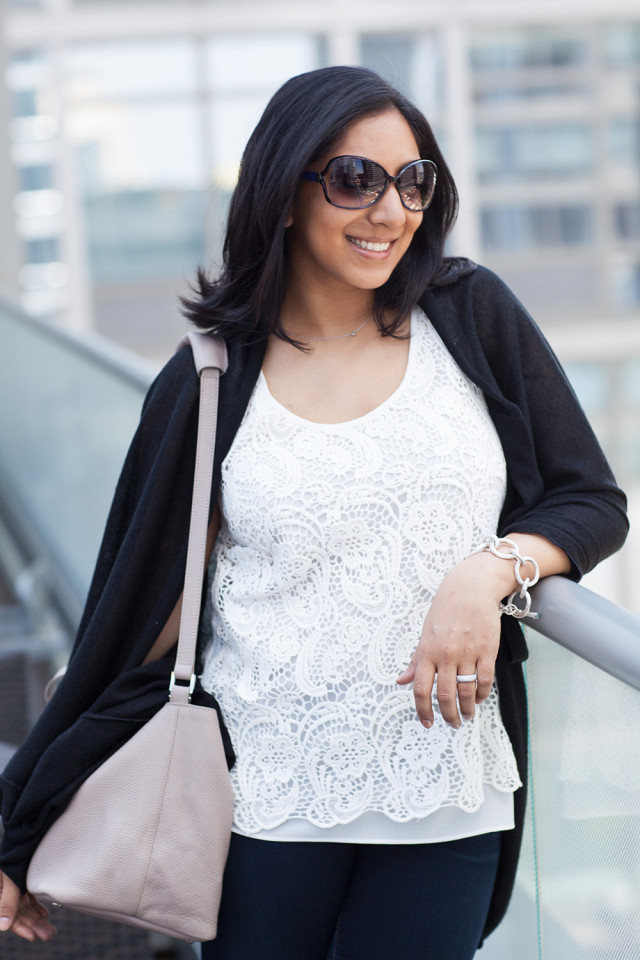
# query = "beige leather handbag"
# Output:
<box><xmin>27</xmin><ymin>333</ymin><xmax>234</xmax><ymax>943</ymax></box>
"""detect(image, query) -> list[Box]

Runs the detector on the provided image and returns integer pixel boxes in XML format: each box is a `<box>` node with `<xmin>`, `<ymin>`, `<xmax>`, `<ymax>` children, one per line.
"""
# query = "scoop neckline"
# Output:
<box><xmin>258</xmin><ymin>309</ymin><xmax>419</xmax><ymax>428</ymax></box>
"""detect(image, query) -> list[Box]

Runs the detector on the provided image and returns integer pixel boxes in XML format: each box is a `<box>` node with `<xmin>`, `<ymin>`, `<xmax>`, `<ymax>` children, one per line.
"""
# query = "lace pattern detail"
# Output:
<box><xmin>201</xmin><ymin>308</ymin><xmax>521</xmax><ymax>833</ymax></box>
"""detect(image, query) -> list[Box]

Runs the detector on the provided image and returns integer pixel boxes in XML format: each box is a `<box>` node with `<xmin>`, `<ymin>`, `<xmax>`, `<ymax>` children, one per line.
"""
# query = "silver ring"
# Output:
<box><xmin>456</xmin><ymin>673</ymin><xmax>478</xmax><ymax>683</ymax></box>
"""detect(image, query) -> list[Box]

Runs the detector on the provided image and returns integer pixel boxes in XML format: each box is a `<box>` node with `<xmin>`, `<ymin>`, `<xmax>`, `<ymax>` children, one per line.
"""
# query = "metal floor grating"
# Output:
<box><xmin>1</xmin><ymin>909</ymin><xmax>173</xmax><ymax>959</ymax></box>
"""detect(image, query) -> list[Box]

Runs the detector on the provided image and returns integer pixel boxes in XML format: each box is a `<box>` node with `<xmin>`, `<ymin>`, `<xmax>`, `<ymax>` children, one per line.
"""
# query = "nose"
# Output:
<box><xmin>367</xmin><ymin>182</ymin><xmax>410</xmax><ymax>227</ymax></box>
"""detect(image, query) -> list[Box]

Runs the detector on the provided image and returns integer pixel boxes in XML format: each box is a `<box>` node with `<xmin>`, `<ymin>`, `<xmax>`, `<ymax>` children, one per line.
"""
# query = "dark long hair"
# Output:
<box><xmin>183</xmin><ymin>65</ymin><xmax>459</xmax><ymax>342</ymax></box>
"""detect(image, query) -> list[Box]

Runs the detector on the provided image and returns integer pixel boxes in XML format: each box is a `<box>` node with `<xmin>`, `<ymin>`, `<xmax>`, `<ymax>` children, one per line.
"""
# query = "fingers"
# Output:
<box><xmin>0</xmin><ymin>871</ymin><xmax>20</xmax><ymax>933</ymax></box>
<box><xmin>396</xmin><ymin>658</ymin><xmax>416</xmax><ymax>685</ymax></box>
<box><xmin>11</xmin><ymin>904</ymin><xmax>57</xmax><ymax>942</ymax></box>
<box><xmin>437</xmin><ymin>661</ymin><xmax>496</xmax><ymax>727</ymax></box>
<box><xmin>475</xmin><ymin>656</ymin><xmax>495</xmax><ymax>705</ymax></box>
<box><xmin>12</xmin><ymin>900</ymin><xmax>57</xmax><ymax>942</ymax></box>
<box><xmin>455</xmin><ymin>671</ymin><xmax>478</xmax><ymax>723</ymax></box>
<box><xmin>412</xmin><ymin>662</ymin><xmax>436</xmax><ymax>728</ymax></box>
<box><xmin>0</xmin><ymin>873</ymin><xmax>56</xmax><ymax>942</ymax></box>
<box><xmin>397</xmin><ymin>659</ymin><xmax>495</xmax><ymax>730</ymax></box>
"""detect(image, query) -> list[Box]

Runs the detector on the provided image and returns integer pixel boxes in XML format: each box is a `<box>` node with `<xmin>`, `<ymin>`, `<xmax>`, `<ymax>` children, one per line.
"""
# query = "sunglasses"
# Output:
<box><xmin>301</xmin><ymin>156</ymin><xmax>437</xmax><ymax>212</ymax></box>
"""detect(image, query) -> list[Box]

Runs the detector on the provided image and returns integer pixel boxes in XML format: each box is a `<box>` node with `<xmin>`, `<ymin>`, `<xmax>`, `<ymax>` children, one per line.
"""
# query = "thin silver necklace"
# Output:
<box><xmin>290</xmin><ymin>314</ymin><xmax>372</xmax><ymax>342</ymax></box>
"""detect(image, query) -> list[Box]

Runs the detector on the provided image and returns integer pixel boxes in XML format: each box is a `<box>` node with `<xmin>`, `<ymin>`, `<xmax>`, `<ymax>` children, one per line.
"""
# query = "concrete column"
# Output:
<box><xmin>46</xmin><ymin>0</ymin><xmax>94</xmax><ymax>332</ymax></box>
<box><xmin>441</xmin><ymin>18</ymin><xmax>481</xmax><ymax>261</ymax></box>
<box><xmin>326</xmin><ymin>27</ymin><xmax>359</xmax><ymax>67</ymax></box>
<box><xmin>0</xmin><ymin>8</ymin><xmax>22</xmax><ymax>300</ymax></box>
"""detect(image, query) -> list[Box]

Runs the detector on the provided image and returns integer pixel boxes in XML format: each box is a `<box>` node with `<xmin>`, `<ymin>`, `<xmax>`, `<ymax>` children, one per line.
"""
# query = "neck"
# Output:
<box><xmin>280</xmin><ymin>289</ymin><xmax>375</xmax><ymax>342</ymax></box>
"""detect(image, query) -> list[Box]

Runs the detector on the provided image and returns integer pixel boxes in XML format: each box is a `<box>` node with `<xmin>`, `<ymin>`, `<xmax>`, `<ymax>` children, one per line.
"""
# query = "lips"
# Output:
<box><xmin>347</xmin><ymin>236</ymin><xmax>393</xmax><ymax>253</ymax></box>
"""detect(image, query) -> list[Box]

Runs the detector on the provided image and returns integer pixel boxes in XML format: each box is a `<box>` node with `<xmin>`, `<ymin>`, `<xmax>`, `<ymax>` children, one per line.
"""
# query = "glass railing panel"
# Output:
<box><xmin>0</xmin><ymin>299</ymin><xmax>154</xmax><ymax>610</ymax></box>
<box><xmin>477</xmin><ymin>795</ymin><xmax>540</xmax><ymax>959</ymax></box>
<box><xmin>525</xmin><ymin>629</ymin><xmax>640</xmax><ymax>959</ymax></box>
<box><xmin>482</xmin><ymin>628</ymin><xmax>640</xmax><ymax>959</ymax></box>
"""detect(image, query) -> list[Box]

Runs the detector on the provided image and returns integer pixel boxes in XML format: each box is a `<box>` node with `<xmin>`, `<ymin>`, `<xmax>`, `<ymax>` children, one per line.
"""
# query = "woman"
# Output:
<box><xmin>0</xmin><ymin>66</ymin><xmax>628</xmax><ymax>958</ymax></box>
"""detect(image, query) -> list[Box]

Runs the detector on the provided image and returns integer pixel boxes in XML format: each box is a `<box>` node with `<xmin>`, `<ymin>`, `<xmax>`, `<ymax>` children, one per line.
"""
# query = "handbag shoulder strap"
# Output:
<box><xmin>170</xmin><ymin>331</ymin><xmax>228</xmax><ymax>704</ymax></box>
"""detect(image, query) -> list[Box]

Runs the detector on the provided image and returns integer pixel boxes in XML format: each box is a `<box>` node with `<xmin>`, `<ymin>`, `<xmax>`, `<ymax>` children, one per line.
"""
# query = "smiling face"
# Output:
<box><xmin>285</xmin><ymin>108</ymin><xmax>424</xmax><ymax>304</ymax></box>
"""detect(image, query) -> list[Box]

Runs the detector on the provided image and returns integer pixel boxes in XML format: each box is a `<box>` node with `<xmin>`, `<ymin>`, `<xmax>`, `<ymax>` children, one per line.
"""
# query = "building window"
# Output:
<box><xmin>18</xmin><ymin>164</ymin><xmax>54</xmax><ymax>192</ymax></box>
<box><xmin>614</xmin><ymin>203</ymin><xmax>640</xmax><ymax>241</ymax></box>
<box><xmin>10</xmin><ymin>89</ymin><xmax>39</xmax><ymax>118</ymax></box>
<box><xmin>608</xmin><ymin>117</ymin><xmax>640</xmax><ymax>167</ymax></box>
<box><xmin>471</xmin><ymin>30</ymin><xmax>587</xmax><ymax>72</ymax></box>
<box><xmin>481</xmin><ymin>205</ymin><xmax>592</xmax><ymax>251</ymax></box>
<box><xmin>611</xmin><ymin>262</ymin><xmax>640</xmax><ymax>307</ymax></box>
<box><xmin>476</xmin><ymin>125</ymin><xmax>592</xmax><ymax>180</ymax></box>
<box><xmin>205</xmin><ymin>33</ymin><xmax>323</xmax><ymax>223</ymax></box>
<box><xmin>66</xmin><ymin>38</ymin><xmax>198</xmax><ymax>98</ymax></box>
<box><xmin>473</xmin><ymin>82</ymin><xmax>588</xmax><ymax>105</ymax></box>
<box><xmin>64</xmin><ymin>39</ymin><xmax>205</xmax><ymax>284</ymax></box>
<box><xmin>563</xmin><ymin>361</ymin><xmax>609</xmax><ymax>418</ymax></box>
<box><xmin>603</xmin><ymin>23</ymin><xmax>640</xmax><ymax>66</ymax></box>
<box><xmin>24</xmin><ymin>236</ymin><xmax>59</xmax><ymax>264</ymax></box>
<box><xmin>621</xmin><ymin>359</ymin><xmax>640</xmax><ymax>410</ymax></box>
<box><xmin>361</xmin><ymin>35</ymin><xmax>414</xmax><ymax>93</ymax></box>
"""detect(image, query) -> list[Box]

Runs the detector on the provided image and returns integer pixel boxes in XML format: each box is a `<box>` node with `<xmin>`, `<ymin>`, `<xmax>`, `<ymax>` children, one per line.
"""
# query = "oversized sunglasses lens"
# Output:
<box><xmin>325</xmin><ymin>157</ymin><xmax>386</xmax><ymax>208</ymax></box>
<box><xmin>324</xmin><ymin>158</ymin><xmax>436</xmax><ymax>210</ymax></box>
<box><xmin>397</xmin><ymin>161</ymin><xmax>436</xmax><ymax>211</ymax></box>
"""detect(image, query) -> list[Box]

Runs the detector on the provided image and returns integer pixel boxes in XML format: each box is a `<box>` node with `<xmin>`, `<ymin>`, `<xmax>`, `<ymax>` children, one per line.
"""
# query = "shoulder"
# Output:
<box><xmin>426</xmin><ymin>259</ymin><xmax>525</xmax><ymax>313</ymax></box>
<box><xmin>141</xmin><ymin>344</ymin><xmax>199</xmax><ymax>419</ymax></box>
<box><xmin>422</xmin><ymin>260</ymin><xmax>556</xmax><ymax>367</ymax></box>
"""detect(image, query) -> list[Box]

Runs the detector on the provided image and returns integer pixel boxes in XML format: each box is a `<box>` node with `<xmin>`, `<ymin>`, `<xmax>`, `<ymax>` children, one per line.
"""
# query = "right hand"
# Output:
<box><xmin>0</xmin><ymin>870</ymin><xmax>56</xmax><ymax>942</ymax></box>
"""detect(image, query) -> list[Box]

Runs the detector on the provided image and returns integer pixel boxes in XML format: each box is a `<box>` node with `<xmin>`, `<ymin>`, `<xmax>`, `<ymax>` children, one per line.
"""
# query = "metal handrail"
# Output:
<box><xmin>0</xmin><ymin>291</ymin><xmax>157</xmax><ymax>390</ymax></box>
<box><xmin>530</xmin><ymin>576</ymin><xmax>640</xmax><ymax>692</ymax></box>
<box><xmin>0</xmin><ymin>295</ymin><xmax>155</xmax><ymax>634</ymax></box>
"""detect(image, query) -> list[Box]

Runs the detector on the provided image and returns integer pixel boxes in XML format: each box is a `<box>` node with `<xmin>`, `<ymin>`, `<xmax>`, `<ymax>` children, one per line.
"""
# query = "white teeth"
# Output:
<box><xmin>349</xmin><ymin>237</ymin><xmax>391</xmax><ymax>252</ymax></box>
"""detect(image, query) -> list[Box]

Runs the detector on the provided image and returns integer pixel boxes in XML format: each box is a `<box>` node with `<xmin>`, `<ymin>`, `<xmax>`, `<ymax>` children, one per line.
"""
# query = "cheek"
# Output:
<box><xmin>408</xmin><ymin>212</ymin><xmax>423</xmax><ymax>240</ymax></box>
<box><xmin>398</xmin><ymin>215</ymin><xmax>423</xmax><ymax>256</ymax></box>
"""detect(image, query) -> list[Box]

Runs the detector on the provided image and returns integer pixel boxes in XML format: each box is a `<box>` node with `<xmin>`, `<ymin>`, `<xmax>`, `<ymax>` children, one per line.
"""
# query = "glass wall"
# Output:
<box><xmin>65</xmin><ymin>39</ymin><xmax>206</xmax><ymax>285</ymax></box>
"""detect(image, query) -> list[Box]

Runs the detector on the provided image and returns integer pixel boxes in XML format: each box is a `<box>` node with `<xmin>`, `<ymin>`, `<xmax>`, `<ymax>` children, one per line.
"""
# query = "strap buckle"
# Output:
<box><xmin>169</xmin><ymin>672</ymin><xmax>196</xmax><ymax>700</ymax></box>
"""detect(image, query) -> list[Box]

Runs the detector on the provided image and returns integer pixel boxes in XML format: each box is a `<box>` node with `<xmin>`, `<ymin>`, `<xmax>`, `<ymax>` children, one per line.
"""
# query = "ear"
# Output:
<box><xmin>285</xmin><ymin>211</ymin><xmax>294</xmax><ymax>228</ymax></box>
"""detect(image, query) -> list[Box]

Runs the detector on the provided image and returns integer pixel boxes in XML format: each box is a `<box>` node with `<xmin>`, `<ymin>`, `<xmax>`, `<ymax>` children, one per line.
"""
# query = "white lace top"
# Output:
<box><xmin>200</xmin><ymin>307</ymin><xmax>521</xmax><ymax>840</ymax></box>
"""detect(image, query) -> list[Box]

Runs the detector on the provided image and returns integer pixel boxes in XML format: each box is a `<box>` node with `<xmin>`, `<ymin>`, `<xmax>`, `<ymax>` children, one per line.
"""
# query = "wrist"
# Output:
<box><xmin>471</xmin><ymin>535</ymin><xmax>540</xmax><ymax>620</ymax></box>
<box><xmin>465</xmin><ymin>549</ymin><xmax>520</xmax><ymax>597</ymax></box>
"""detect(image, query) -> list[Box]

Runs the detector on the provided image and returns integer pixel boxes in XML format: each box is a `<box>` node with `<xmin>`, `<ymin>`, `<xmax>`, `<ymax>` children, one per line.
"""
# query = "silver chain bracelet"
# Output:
<box><xmin>473</xmin><ymin>535</ymin><xmax>540</xmax><ymax>620</ymax></box>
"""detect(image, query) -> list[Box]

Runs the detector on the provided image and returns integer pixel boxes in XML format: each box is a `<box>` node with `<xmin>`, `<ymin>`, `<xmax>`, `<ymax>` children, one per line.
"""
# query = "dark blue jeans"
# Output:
<box><xmin>201</xmin><ymin>830</ymin><xmax>502</xmax><ymax>960</ymax></box>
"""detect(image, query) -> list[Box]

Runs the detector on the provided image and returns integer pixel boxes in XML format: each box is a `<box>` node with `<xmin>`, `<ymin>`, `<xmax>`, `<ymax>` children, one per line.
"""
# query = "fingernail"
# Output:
<box><xmin>0</xmin><ymin>917</ymin><xmax>12</xmax><ymax>931</ymax></box>
<box><xmin>421</xmin><ymin>719</ymin><xmax>432</xmax><ymax>728</ymax></box>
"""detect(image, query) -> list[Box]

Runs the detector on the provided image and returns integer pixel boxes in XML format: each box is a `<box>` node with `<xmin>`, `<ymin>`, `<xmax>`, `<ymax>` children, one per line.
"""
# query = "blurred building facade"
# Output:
<box><xmin>1</xmin><ymin>0</ymin><xmax>640</xmax><ymax>582</ymax></box>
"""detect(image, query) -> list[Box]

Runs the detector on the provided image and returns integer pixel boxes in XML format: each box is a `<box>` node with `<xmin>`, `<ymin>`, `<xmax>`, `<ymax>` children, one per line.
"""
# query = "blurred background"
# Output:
<box><xmin>1</xmin><ymin>5</ymin><xmax>640</xmax><ymax>959</ymax></box>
